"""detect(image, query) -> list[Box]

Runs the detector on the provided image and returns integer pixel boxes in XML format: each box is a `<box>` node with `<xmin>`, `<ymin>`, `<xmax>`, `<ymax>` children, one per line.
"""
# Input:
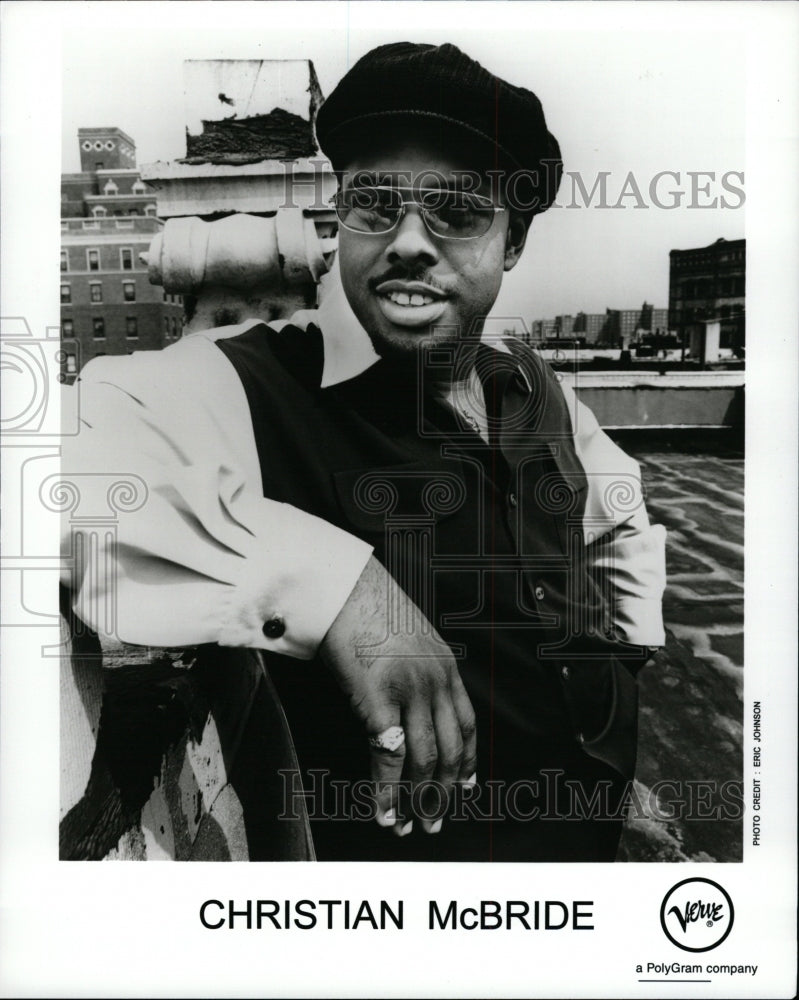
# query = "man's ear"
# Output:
<box><xmin>504</xmin><ymin>212</ymin><xmax>531</xmax><ymax>271</ymax></box>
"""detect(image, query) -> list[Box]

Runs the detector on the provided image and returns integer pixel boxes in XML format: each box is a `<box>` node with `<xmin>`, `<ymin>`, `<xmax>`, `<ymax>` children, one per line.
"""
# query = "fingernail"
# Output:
<box><xmin>376</xmin><ymin>808</ymin><xmax>396</xmax><ymax>827</ymax></box>
<box><xmin>392</xmin><ymin>820</ymin><xmax>413</xmax><ymax>837</ymax></box>
<box><xmin>422</xmin><ymin>818</ymin><xmax>443</xmax><ymax>834</ymax></box>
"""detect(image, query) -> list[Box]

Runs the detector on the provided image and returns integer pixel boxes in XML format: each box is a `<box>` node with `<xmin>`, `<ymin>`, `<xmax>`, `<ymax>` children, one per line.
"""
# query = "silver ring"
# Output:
<box><xmin>368</xmin><ymin>725</ymin><xmax>406</xmax><ymax>753</ymax></box>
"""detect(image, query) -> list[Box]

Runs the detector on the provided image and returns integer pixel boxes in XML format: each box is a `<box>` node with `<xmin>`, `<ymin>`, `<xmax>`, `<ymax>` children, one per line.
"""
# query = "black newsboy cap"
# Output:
<box><xmin>315</xmin><ymin>41</ymin><xmax>562</xmax><ymax>215</ymax></box>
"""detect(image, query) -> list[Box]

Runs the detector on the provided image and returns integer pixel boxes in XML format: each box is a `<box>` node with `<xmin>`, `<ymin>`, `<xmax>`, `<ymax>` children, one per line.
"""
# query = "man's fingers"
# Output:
<box><xmin>426</xmin><ymin>696</ymin><xmax>464</xmax><ymax>831</ymax></box>
<box><xmin>368</xmin><ymin>717</ymin><xmax>406</xmax><ymax>827</ymax></box>
<box><xmin>450</xmin><ymin>669</ymin><xmax>478</xmax><ymax>784</ymax></box>
<box><xmin>403</xmin><ymin>704</ymin><xmax>439</xmax><ymax>824</ymax></box>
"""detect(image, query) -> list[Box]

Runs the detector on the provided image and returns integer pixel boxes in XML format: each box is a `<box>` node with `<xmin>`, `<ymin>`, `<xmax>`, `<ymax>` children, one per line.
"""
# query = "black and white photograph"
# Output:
<box><xmin>1</xmin><ymin>1</ymin><xmax>796</xmax><ymax>996</ymax></box>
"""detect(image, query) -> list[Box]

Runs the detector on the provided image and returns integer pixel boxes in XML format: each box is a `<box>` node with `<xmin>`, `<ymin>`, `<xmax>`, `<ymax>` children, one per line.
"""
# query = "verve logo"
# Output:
<box><xmin>660</xmin><ymin>878</ymin><xmax>734</xmax><ymax>952</ymax></box>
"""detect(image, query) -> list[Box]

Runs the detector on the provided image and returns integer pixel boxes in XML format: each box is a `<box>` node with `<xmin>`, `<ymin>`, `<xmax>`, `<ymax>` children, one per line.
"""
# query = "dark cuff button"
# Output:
<box><xmin>262</xmin><ymin>616</ymin><xmax>286</xmax><ymax>639</ymax></box>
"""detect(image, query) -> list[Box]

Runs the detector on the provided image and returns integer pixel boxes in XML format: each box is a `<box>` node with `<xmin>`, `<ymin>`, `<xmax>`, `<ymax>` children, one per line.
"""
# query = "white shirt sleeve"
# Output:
<box><xmin>559</xmin><ymin>377</ymin><xmax>667</xmax><ymax>648</ymax></box>
<box><xmin>60</xmin><ymin>323</ymin><xmax>373</xmax><ymax>657</ymax></box>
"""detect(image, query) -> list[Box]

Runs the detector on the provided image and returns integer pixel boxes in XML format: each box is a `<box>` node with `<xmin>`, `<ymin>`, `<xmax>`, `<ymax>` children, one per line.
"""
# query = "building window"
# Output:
<box><xmin>126</xmin><ymin>317</ymin><xmax>138</xmax><ymax>339</ymax></box>
<box><xmin>95</xmin><ymin>161</ymin><xmax>104</xmax><ymax>170</ymax></box>
<box><xmin>82</xmin><ymin>219</ymin><xmax>99</xmax><ymax>230</ymax></box>
<box><xmin>87</xmin><ymin>249</ymin><xmax>100</xmax><ymax>271</ymax></box>
<box><xmin>144</xmin><ymin>204</ymin><xmax>157</xmax><ymax>217</ymax></box>
<box><xmin>65</xmin><ymin>354</ymin><xmax>77</xmax><ymax>375</ymax></box>
<box><xmin>90</xmin><ymin>283</ymin><xmax>103</xmax><ymax>303</ymax></box>
<box><xmin>132</xmin><ymin>180</ymin><xmax>146</xmax><ymax>195</ymax></box>
<box><xmin>120</xmin><ymin>248</ymin><xmax>134</xmax><ymax>270</ymax></box>
<box><xmin>93</xmin><ymin>318</ymin><xmax>106</xmax><ymax>339</ymax></box>
<box><xmin>91</xmin><ymin>206</ymin><xmax>106</xmax><ymax>218</ymax></box>
<box><xmin>123</xmin><ymin>281</ymin><xmax>135</xmax><ymax>302</ymax></box>
<box><xmin>60</xmin><ymin>250</ymin><xmax>68</xmax><ymax>272</ymax></box>
<box><xmin>171</xmin><ymin>317</ymin><xmax>178</xmax><ymax>338</ymax></box>
<box><xmin>60</xmin><ymin>284</ymin><xmax>71</xmax><ymax>303</ymax></box>
<box><xmin>164</xmin><ymin>317</ymin><xmax>170</xmax><ymax>337</ymax></box>
<box><xmin>62</xmin><ymin>319</ymin><xmax>74</xmax><ymax>337</ymax></box>
<box><xmin>103</xmin><ymin>180</ymin><xmax>118</xmax><ymax>196</ymax></box>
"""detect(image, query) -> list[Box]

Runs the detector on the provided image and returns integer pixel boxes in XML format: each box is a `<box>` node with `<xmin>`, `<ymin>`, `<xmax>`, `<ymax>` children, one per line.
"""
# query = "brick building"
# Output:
<box><xmin>668</xmin><ymin>237</ymin><xmax>745</xmax><ymax>352</ymax></box>
<box><xmin>60</xmin><ymin>128</ymin><xmax>183</xmax><ymax>376</ymax></box>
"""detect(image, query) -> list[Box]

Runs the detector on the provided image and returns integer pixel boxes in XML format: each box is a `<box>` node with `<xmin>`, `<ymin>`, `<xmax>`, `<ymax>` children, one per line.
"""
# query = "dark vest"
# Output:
<box><xmin>217</xmin><ymin>323</ymin><xmax>643</xmax><ymax>778</ymax></box>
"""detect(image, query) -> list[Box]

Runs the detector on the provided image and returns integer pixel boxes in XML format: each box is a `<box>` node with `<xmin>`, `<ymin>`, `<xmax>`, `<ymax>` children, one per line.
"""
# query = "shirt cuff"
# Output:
<box><xmin>613</xmin><ymin>596</ymin><xmax>666</xmax><ymax>647</ymax></box>
<box><xmin>216</xmin><ymin>499</ymin><xmax>373</xmax><ymax>658</ymax></box>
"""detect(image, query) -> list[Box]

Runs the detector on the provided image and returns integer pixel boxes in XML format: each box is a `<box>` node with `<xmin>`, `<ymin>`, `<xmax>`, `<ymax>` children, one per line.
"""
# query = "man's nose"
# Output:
<box><xmin>383</xmin><ymin>205</ymin><xmax>440</xmax><ymax>268</ymax></box>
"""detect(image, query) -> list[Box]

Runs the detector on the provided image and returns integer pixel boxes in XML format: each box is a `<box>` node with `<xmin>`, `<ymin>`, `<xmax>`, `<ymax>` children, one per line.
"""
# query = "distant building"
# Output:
<box><xmin>555</xmin><ymin>314</ymin><xmax>575</xmax><ymax>338</ymax></box>
<box><xmin>530</xmin><ymin>318</ymin><xmax>559</xmax><ymax>340</ymax></box>
<box><xmin>60</xmin><ymin>128</ymin><xmax>184</xmax><ymax>376</ymax></box>
<box><xmin>640</xmin><ymin>303</ymin><xmax>670</xmax><ymax>337</ymax></box>
<box><xmin>594</xmin><ymin>303</ymin><xmax>669</xmax><ymax>347</ymax></box>
<box><xmin>529</xmin><ymin>303</ymin><xmax>670</xmax><ymax>348</ymax></box>
<box><xmin>573</xmin><ymin>312</ymin><xmax>607</xmax><ymax>344</ymax></box>
<box><xmin>668</xmin><ymin>237</ymin><xmax>745</xmax><ymax>352</ymax></box>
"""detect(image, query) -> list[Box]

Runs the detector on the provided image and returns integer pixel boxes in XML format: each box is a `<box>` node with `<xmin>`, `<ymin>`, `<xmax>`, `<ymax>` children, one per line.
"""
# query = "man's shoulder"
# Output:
<box><xmin>214</xmin><ymin>315</ymin><xmax>325</xmax><ymax>390</ymax></box>
<box><xmin>76</xmin><ymin>319</ymin><xmax>262</xmax><ymax>384</ymax></box>
<box><xmin>77</xmin><ymin>316</ymin><xmax>322</xmax><ymax>389</ymax></box>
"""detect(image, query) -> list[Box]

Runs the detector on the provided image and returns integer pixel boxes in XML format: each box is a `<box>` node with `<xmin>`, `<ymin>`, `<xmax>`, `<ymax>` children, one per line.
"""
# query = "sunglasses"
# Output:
<box><xmin>333</xmin><ymin>185</ymin><xmax>505</xmax><ymax>240</ymax></box>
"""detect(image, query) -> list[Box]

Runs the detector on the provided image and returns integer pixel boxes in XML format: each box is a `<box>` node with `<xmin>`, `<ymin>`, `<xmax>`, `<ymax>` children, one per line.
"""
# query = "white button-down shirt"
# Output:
<box><xmin>61</xmin><ymin>276</ymin><xmax>666</xmax><ymax>655</ymax></box>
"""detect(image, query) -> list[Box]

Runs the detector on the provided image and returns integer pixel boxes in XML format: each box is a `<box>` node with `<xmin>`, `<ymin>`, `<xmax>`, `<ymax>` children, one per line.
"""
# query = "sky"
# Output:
<box><xmin>58</xmin><ymin>2</ymin><xmax>746</xmax><ymax>322</ymax></box>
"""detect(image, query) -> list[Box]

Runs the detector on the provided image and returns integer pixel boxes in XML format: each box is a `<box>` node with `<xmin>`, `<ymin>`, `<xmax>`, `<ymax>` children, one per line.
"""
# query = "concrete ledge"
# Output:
<box><xmin>566</xmin><ymin>371</ymin><xmax>745</xmax><ymax>389</ymax></box>
<box><xmin>566</xmin><ymin>371</ymin><xmax>745</xmax><ymax>429</ymax></box>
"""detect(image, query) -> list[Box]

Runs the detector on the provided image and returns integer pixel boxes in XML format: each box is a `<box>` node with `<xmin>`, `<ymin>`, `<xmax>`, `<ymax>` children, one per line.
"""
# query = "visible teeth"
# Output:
<box><xmin>386</xmin><ymin>290</ymin><xmax>435</xmax><ymax>306</ymax></box>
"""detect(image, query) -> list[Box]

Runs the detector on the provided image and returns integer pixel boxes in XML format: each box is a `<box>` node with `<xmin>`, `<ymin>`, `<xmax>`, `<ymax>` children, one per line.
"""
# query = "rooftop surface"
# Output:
<box><xmin>616</xmin><ymin>436</ymin><xmax>744</xmax><ymax>862</ymax></box>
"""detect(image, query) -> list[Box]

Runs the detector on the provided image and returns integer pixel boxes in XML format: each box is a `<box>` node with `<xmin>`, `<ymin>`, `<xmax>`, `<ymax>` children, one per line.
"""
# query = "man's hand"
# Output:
<box><xmin>319</xmin><ymin>556</ymin><xmax>477</xmax><ymax>835</ymax></box>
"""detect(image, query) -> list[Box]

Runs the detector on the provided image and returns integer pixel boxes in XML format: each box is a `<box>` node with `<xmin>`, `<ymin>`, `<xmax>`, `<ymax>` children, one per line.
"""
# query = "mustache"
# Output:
<box><xmin>367</xmin><ymin>265</ymin><xmax>452</xmax><ymax>295</ymax></box>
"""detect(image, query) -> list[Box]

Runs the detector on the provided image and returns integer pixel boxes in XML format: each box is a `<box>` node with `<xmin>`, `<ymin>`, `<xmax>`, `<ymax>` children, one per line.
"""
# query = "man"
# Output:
<box><xmin>62</xmin><ymin>42</ymin><xmax>665</xmax><ymax>861</ymax></box>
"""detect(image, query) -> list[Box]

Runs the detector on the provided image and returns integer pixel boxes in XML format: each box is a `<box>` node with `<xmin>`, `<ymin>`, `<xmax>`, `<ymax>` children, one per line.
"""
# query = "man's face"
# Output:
<box><xmin>336</xmin><ymin>126</ymin><xmax>527</xmax><ymax>367</ymax></box>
